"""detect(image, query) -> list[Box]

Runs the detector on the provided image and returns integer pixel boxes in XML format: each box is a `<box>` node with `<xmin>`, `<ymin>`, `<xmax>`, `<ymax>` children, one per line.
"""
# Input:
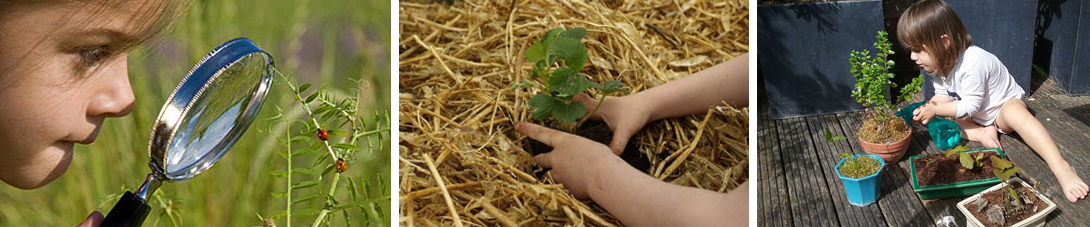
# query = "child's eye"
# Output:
<box><xmin>76</xmin><ymin>45</ymin><xmax>111</xmax><ymax>68</ymax></box>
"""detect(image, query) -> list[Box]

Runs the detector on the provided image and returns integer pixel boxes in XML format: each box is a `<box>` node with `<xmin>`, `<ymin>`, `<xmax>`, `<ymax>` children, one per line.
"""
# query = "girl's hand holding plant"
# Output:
<box><xmin>572</xmin><ymin>93</ymin><xmax>652</xmax><ymax>154</ymax></box>
<box><xmin>515</xmin><ymin>121</ymin><xmax>617</xmax><ymax>199</ymax></box>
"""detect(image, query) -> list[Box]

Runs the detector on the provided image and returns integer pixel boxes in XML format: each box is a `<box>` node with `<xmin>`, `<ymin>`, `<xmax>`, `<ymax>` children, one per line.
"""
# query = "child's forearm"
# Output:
<box><xmin>928</xmin><ymin>99</ymin><xmax>960</xmax><ymax>118</ymax></box>
<box><xmin>585</xmin><ymin>155</ymin><xmax>746</xmax><ymax>227</ymax></box>
<box><xmin>628</xmin><ymin>53</ymin><xmax>748</xmax><ymax>122</ymax></box>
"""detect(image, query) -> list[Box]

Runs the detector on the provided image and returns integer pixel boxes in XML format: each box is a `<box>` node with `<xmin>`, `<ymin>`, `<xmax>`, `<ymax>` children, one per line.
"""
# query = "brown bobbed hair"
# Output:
<box><xmin>897</xmin><ymin>0</ymin><xmax>972</xmax><ymax>75</ymax></box>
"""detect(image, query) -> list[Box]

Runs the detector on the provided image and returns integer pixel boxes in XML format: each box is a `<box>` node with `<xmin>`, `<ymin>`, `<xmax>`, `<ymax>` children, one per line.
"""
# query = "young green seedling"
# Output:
<box><xmin>824</xmin><ymin>128</ymin><xmax>846</xmax><ymax>142</ymax></box>
<box><xmin>512</xmin><ymin>27</ymin><xmax>629</xmax><ymax>131</ymax></box>
<box><xmin>990</xmin><ymin>156</ymin><xmax>1024</xmax><ymax>207</ymax></box>
<box><xmin>944</xmin><ymin>145</ymin><xmax>986</xmax><ymax>170</ymax></box>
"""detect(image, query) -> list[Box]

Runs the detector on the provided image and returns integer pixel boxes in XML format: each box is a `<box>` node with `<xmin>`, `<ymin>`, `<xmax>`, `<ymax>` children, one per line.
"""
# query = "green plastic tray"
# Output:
<box><xmin>909</xmin><ymin>148</ymin><xmax>1004</xmax><ymax>200</ymax></box>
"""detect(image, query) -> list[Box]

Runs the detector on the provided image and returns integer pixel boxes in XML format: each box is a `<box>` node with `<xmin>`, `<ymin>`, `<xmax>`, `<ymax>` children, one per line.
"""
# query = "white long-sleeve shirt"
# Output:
<box><xmin>933</xmin><ymin>46</ymin><xmax>1024</xmax><ymax>126</ymax></box>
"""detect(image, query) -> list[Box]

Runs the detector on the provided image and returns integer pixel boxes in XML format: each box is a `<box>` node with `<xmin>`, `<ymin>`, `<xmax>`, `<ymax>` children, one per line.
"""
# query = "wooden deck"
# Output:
<box><xmin>757</xmin><ymin>78</ymin><xmax>1090</xmax><ymax>227</ymax></box>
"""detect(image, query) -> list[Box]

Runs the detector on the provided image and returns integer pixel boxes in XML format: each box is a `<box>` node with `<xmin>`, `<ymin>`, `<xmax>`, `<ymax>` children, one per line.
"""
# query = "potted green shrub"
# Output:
<box><xmin>512</xmin><ymin>27</ymin><xmax>652</xmax><ymax>172</ymax></box>
<box><xmin>909</xmin><ymin>146</ymin><xmax>1006</xmax><ymax>200</ymax></box>
<box><xmin>835</xmin><ymin>152</ymin><xmax>885</xmax><ymax>206</ymax></box>
<box><xmin>849</xmin><ymin>31</ymin><xmax>924</xmax><ymax>163</ymax></box>
<box><xmin>956</xmin><ymin>157</ymin><xmax>1056</xmax><ymax>227</ymax></box>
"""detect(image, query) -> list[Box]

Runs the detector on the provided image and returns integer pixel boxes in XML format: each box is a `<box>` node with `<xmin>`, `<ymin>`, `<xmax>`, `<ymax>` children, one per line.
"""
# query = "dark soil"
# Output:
<box><xmin>964</xmin><ymin>183</ymin><xmax>1044</xmax><ymax>227</ymax></box>
<box><xmin>524</xmin><ymin>121</ymin><xmax>656</xmax><ymax>176</ymax></box>
<box><xmin>859</xmin><ymin>116</ymin><xmax>910</xmax><ymax>144</ymax></box>
<box><xmin>913</xmin><ymin>151</ymin><xmax>1000</xmax><ymax>186</ymax></box>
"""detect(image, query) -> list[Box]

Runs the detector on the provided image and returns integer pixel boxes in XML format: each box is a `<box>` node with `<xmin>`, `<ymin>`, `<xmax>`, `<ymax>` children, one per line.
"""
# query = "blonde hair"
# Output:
<box><xmin>897</xmin><ymin>0</ymin><xmax>972</xmax><ymax>75</ymax></box>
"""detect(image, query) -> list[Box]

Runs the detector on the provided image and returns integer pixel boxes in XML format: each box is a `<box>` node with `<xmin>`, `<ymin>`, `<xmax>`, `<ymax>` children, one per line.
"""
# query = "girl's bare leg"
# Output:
<box><xmin>954</xmin><ymin>118</ymin><xmax>1001</xmax><ymax>149</ymax></box>
<box><xmin>995</xmin><ymin>99</ymin><xmax>1088</xmax><ymax>202</ymax></box>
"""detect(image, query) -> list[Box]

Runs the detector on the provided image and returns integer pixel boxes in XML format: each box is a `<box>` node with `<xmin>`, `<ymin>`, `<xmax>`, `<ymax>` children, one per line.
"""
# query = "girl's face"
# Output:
<box><xmin>910</xmin><ymin>48</ymin><xmax>939</xmax><ymax>75</ymax></box>
<box><xmin>0</xmin><ymin>1</ymin><xmax>162</xmax><ymax>189</ymax></box>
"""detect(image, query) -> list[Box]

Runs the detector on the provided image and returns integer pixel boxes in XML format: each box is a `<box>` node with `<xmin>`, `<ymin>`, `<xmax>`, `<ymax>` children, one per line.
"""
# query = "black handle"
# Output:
<box><xmin>101</xmin><ymin>191</ymin><xmax>151</xmax><ymax>227</ymax></box>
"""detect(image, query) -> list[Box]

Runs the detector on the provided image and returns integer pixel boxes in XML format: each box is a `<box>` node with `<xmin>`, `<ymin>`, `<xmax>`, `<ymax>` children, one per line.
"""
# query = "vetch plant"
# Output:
<box><xmin>512</xmin><ymin>27</ymin><xmax>629</xmax><ymax>131</ymax></box>
<box><xmin>264</xmin><ymin>68</ymin><xmax>391</xmax><ymax>227</ymax></box>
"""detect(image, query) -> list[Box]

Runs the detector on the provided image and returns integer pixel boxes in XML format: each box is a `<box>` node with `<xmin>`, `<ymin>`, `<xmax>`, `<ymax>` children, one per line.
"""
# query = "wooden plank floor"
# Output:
<box><xmin>757</xmin><ymin>78</ymin><xmax>1090</xmax><ymax>226</ymax></box>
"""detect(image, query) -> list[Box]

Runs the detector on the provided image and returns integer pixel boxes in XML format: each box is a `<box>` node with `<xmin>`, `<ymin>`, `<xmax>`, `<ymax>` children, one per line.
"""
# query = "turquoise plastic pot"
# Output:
<box><xmin>836</xmin><ymin>153</ymin><xmax>886</xmax><ymax>206</ymax></box>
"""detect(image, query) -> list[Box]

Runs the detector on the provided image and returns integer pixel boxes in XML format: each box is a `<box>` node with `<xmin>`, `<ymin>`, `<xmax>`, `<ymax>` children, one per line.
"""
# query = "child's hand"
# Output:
<box><xmin>913</xmin><ymin>101</ymin><xmax>938</xmax><ymax>124</ymax></box>
<box><xmin>573</xmin><ymin>93</ymin><xmax>651</xmax><ymax>154</ymax></box>
<box><xmin>515</xmin><ymin>121</ymin><xmax>620</xmax><ymax>199</ymax></box>
<box><xmin>76</xmin><ymin>211</ymin><xmax>102</xmax><ymax>227</ymax></box>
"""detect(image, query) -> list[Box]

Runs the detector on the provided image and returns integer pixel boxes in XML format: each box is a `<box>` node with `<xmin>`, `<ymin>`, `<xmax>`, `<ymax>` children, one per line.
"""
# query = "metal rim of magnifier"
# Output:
<box><xmin>147</xmin><ymin>37</ymin><xmax>273</xmax><ymax>182</ymax></box>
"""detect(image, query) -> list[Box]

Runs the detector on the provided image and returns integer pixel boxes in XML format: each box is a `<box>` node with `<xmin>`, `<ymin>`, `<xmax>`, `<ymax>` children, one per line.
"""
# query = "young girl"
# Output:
<box><xmin>900</xmin><ymin>0</ymin><xmax>1089</xmax><ymax>203</ymax></box>
<box><xmin>0</xmin><ymin>0</ymin><xmax>179</xmax><ymax>226</ymax></box>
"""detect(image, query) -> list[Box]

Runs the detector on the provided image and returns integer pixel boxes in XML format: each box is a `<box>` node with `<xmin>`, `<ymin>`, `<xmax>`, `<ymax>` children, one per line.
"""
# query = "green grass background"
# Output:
<box><xmin>0</xmin><ymin>0</ymin><xmax>391</xmax><ymax>226</ymax></box>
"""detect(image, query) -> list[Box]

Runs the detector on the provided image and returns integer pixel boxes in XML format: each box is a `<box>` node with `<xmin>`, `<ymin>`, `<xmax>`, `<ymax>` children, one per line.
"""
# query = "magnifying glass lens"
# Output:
<box><xmin>165</xmin><ymin>53</ymin><xmax>269</xmax><ymax>178</ymax></box>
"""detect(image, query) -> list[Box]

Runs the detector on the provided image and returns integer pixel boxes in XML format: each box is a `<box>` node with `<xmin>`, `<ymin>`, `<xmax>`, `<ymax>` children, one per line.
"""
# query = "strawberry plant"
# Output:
<box><xmin>512</xmin><ymin>27</ymin><xmax>628</xmax><ymax>131</ymax></box>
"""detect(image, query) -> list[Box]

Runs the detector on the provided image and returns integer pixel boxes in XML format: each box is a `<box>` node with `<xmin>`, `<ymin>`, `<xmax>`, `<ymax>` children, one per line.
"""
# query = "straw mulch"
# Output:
<box><xmin>398</xmin><ymin>0</ymin><xmax>748</xmax><ymax>226</ymax></box>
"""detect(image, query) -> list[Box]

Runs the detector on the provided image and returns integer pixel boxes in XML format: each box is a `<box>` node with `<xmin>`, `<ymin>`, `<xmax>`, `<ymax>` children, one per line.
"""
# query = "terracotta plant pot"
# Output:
<box><xmin>858</xmin><ymin>129</ymin><xmax>912</xmax><ymax>163</ymax></box>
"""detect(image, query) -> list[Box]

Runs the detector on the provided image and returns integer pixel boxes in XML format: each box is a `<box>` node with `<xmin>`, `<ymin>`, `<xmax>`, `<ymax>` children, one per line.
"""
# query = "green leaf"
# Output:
<box><xmin>292</xmin><ymin>193</ymin><xmax>321</xmax><ymax>204</ymax></box>
<box><xmin>548</xmin><ymin>37</ymin><xmax>588</xmax><ymax>71</ymax></box>
<box><xmin>559</xmin><ymin>27</ymin><xmax>587</xmax><ymax>39</ymax></box>
<box><xmin>305</xmin><ymin>92</ymin><xmax>320</xmax><ymax>103</ymax></box>
<box><xmin>994</xmin><ymin>167</ymin><xmax>1021</xmax><ymax>181</ymax></box>
<box><xmin>959</xmin><ymin>152</ymin><xmax>974</xmax><ymax>169</ymax></box>
<box><xmin>528</xmin><ymin>94</ymin><xmax>559</xmax><ymax>120</ymax></box>
<box><xmin>945</xmin><ymin>145</ymin><xmax>968</xmax><ymax>158</ymax></box>
<box><xmin>525</xmin><ymin>39</ymin><xmax>547</xmax><ymax>62</ymax></box>
<box><xmin>292</xmin><ymin>180</ymin><xmax>320</xmax><ymax>189</ymax></box>
<box><xmin>270</xmin><ymin>170</ymin><xmax>288</xmax><ymax>177</ymax></box>
<box><xmin>548</xmin><ymin>68</ymin><xmax>589</xmax><ymax>98</ymax></box>
<box><xmin>298</xmin><ymin>83</ymin><xmax>312</xmax><ymax>93</ymax></box>
<box><xmin>990</xmin><ymin>156</ymin><xmax>1013</xmax><ymax>169</ymax></box>
<box><xmin>600</xmin><ymin>80</ymin><xmax>629</xmax><ymax>95</ymax></box>
<box><xmin>550</xmin><ymin>101</ymin><xmax>586</xmax><ymax>124</ymax></box>
<box><xmin>333</xmin><ymin>143</ymin><xmax>358</xmax><ymax>150</ymax></box>
<box><xmin>271</xmin><ymin>192</ymin><xmax>288</xmax><ymax>199</ymax></box>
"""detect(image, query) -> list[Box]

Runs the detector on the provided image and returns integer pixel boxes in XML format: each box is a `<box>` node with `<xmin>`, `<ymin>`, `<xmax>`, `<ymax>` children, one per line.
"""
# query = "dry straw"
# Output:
<box><xmin>399</xmin><ymin>0</ymin><xmax>748</xmax><ymax>226</ymax></box>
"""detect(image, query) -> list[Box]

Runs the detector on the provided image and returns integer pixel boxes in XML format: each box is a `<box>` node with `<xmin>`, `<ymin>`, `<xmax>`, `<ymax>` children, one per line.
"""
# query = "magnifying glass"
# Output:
<box><xmin>100</xmin><ymin>37</ymin><xmax>274</xmax><ymax>227</ymax></box>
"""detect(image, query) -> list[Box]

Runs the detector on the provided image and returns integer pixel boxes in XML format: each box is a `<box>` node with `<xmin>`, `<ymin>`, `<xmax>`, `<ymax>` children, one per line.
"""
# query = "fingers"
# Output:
<box><xmin>609</xmin><ymin>127</ymin><xmax>635</xmax><ymax>155</ymax></box>
<box><xmin>572</xmin><ymin>93</ymin><xmax>602</xmax><ymax>120</ymax></box>
<box><xmin>77</xmin><ymin>211</ymin><xmax>103</xmax><ymax>227</ymax></box>
<box><xmin>534</xmin><ymin>153</ymin><xmax>553</xmax><ymax>169</ymax></box>
<box><xmin>516</xmin><ymin>122</ymin><xmax>571</xmax><ymax>147</ymax></box>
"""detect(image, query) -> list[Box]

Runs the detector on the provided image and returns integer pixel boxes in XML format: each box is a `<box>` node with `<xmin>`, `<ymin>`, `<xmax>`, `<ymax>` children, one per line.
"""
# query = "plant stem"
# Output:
<box><xmin>311</xmin><ymin>173</ymin><xmax>342</xmax><ymax>227</ymax></box>
<box><xmin>573</xmin><ymin>93</ymin><xmax>607</xmax><ymax>132</ymax></box>
<box><xmin>285</xmin><ymin>124</ymin><xmax>293</xmax><ymax>227</ymax></box>
<box><xmin>273</xmin><ymin>68</ymin><xmax>339</xmax><ymax>161</ymax></box>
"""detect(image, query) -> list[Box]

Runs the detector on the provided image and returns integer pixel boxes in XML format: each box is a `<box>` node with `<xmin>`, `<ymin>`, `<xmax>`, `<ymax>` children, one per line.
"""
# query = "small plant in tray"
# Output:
<box><xmin>959</xmin><ymin>156</ymin><xmax>1055</xmax><ymax>227</ymax></box>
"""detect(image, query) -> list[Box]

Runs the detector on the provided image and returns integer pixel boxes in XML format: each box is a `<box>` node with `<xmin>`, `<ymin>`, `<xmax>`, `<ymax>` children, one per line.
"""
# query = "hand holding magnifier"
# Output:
<box><xmin>101</xmin><ymin>37</ymin><xmax>274</xmax><ymax>227</ymax></box>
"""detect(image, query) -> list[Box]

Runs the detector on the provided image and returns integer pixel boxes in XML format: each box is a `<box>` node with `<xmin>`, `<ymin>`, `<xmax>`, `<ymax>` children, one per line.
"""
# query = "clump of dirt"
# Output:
<box><xmin>913</xmin><ymin>151</ymin><xmax>1000</xmax><ymax>186</ymax></box>
<box><xmin>859</xmin><ymin>116</ymin><xmax>909</xmax><ymax>144</ymax></box>
<box><xmin>837</xmin><ymin>155</ymin><xmax>882</xmax><ymax>178</ymax></box>
<box><xmin>964</xmin><ymin>183</ymin><xmax>1044</xmax><ymax>227</ymax></box>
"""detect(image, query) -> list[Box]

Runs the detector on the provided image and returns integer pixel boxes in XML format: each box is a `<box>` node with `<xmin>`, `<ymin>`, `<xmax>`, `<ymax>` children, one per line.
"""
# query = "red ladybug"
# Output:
<box><xmin>335</xmin><ymin>158</ymin><xmax>348</xmax><ymax>173</ymax></box>
<box><xmin>317</xmin><ymin>129</ymin><xmax>329</xmax><ymax>141</ymax></box>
